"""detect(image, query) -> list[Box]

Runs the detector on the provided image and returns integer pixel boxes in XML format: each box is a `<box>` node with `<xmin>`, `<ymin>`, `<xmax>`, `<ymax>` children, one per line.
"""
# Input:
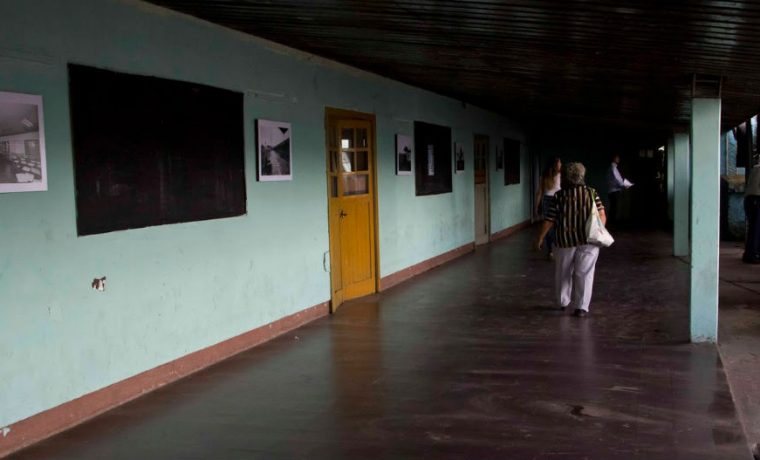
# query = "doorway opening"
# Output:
<box><xmin>474</xmin><ymin>134</ymin><xmax>490</xmax><ymax>245</ymax></box>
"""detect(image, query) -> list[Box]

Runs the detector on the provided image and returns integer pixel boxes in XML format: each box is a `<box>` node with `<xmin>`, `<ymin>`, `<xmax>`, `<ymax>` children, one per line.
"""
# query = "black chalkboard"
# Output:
<box><xmin>504</xmin><ymin>138</ymin><xmax>521</xmax><ymax>185</ymax></box>
<box><xmin>68</xmin><ymin>64</ymin><xmax>246</xmax><ymax>235</ymax></box>
<box><xmin>414</xmin><ymin>121</ymin><xmax>452</xmax><ymax>196</ymax></box>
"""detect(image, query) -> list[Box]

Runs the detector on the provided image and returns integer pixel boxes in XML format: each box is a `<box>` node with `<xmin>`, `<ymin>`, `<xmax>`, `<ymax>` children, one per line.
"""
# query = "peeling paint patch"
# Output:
<box><xmin>47</xmin><ymin>303</ymin><xmax>63</xmax><ymax>322</ymax></box>
<box><xmin>91</xmin><ymin>277</ymin><xmax>106</xmax><ymax>291</ymax></box>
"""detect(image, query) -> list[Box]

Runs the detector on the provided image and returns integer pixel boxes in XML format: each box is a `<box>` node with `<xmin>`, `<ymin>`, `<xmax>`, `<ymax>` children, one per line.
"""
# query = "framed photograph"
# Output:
<box><xmin>257</xmin><ymin>119</ymin><xmax>292</xmax><ymax>181</ymax></box>
<box><xmin>396</xmin><ymin>134</ymin><xmax>413</xmax><ymax>175</ymax></box>
<box><xmin>0</xmin><ymin>91</ymin><xmax>47</xmax><ymax>193</ymax></box>
<box><xmin>454</xmin><ymin>142</ymin><xmax>465</xmax><ymax>173</ymax></box>
<box><xmin>495</xmin><ymin>144</ymin><xmax>504</xmax><ymax>171</ymax></box>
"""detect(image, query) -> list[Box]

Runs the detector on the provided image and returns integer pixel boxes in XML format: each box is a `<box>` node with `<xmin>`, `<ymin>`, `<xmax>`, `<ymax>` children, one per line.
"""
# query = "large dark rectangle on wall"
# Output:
<box><xmin>414</xmin><ymin>121</ymin><xmax>452</xmax><ymax>195</ymax></box>
<box><xmin>504</xmin><ymin>138</ymin><xmax>521</xmax><ymax>185</ymax></box>
<box><xmin>68</xmin><ymin>64</ymin><xmax>246</xmax><ymax>235</ymax></box>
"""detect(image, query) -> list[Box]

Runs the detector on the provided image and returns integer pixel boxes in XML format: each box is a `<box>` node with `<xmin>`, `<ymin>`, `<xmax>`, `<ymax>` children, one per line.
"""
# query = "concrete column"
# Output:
<box><xmin>666</xmin><ymin>135</ymin><xmax>675</xmax><ymax>220</ymax></box>
<box><xmin>673</xmin><ymin>132</ymin><xmax>690</xmax><ymax>257</ymax></box>
<box><xmin>690</xmin><ymin>98</ymin><xmax>721</xmax><ymax>343</ymax></box>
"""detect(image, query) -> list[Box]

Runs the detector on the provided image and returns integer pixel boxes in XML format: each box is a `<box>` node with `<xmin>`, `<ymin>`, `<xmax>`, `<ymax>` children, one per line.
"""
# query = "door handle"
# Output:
<box><xmin>339</xmin><ymin>210</ymin><xmax>348</xmax><ymax>219</ymax></box>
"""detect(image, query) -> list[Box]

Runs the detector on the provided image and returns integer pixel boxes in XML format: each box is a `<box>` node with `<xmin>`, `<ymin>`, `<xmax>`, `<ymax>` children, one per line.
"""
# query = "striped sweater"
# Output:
<box><xmin>545</xmin><ymin>185</ymin><xmax>605</xmax><ymax>248</ymax></box>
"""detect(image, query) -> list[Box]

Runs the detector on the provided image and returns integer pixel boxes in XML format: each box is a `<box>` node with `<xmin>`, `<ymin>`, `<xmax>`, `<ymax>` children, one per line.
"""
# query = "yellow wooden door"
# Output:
<box><xmin>326</xmin><ymin>115</ymin><xmax>377</xmax><ymax>312</ymax></box>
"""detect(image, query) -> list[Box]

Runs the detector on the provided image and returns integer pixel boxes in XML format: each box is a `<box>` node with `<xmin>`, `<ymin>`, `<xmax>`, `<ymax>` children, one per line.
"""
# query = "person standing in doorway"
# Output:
<box><xmin>535</xmin><ymin>157</ymin><xmax>562</xmax><ymax>259</ymax></box>
<box><xmin>607</xmin><ymin>154</ymin><xmax>630</xmax><ymax>227</ymax></box>
<box><xmin>534</xmin><ymin>163</ymin><xmax>607</xmax><ymax>317</ymax></box>
<box><xmin>744</xmin><ymin>161</ymin><xmax>760</xmax><ymax>264</ymax></box>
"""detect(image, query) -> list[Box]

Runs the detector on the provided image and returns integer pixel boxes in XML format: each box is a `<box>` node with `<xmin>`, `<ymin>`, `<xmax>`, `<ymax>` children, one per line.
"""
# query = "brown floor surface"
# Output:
<box><xmin>8</xmin><ymin>230</ymin><xmax>750</xmax><ymax>460</ymax></box>
<box><xmin>718</xmin><ymin>241</ymin><xmax>760</xmax><ymax>457</ymax></box>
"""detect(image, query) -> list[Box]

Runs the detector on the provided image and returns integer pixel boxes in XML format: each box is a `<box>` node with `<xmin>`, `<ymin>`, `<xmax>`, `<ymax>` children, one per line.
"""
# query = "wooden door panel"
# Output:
<box><xmin>341</xmin><ymin>199</ymin><xmax>372</xmax><ymax>284</ymax></box>
<box><xmin>326</xmin><ymin>114</ymin><xmax>377</xmax><ymax>310</ymax></box>
<box><xmin>474</xmin><ymin>135</ymin><xmax>489</xmax><ymax>245</ymax></box>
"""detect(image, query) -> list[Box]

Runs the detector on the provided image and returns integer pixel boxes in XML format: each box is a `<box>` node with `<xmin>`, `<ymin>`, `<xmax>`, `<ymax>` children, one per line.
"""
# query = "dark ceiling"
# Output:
<box><xmin>148</xmin><ymin>0</ymin><xmax>760</xmax><ymax>133</ymax></box>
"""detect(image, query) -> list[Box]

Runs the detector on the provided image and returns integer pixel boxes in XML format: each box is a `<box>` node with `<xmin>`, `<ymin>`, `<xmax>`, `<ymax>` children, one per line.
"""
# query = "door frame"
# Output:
<box><xmin>474</xmin><ymin>134</ymin><xmax>490</xmax><ymax>245</ymax></box>
<box><xmin>324</xmin><ymin>107</ymin><xmax>380</xmax><ymax>312</ymax></box>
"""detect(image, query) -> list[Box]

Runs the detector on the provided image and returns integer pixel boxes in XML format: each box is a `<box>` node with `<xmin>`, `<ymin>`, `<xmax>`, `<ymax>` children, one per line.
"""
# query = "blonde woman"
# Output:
<box><xmin>534</xmin><ymin>157</ymin><xmax>562</xmax><ymax>259</ymax></box>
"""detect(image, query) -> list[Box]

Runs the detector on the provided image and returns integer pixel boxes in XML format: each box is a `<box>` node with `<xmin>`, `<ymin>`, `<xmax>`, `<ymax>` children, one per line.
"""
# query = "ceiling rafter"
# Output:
<box><xmin>148</xmin><ymin>0</ymin><xmax>760</xmax><ymax>131</ymax></box>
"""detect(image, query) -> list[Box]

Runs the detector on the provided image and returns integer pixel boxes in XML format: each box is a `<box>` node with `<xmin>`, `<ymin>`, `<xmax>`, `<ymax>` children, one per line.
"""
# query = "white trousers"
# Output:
<box><xmin>554</xmin><ymin>244</ymin><xmax>600</xmax><ymax>312</ymax></box>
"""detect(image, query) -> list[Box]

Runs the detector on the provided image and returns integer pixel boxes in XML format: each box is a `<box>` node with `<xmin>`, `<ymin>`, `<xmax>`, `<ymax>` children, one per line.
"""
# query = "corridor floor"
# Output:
<box><xmin>9</xmin><ymin>230</ymin><xmax>750</xmax><ymax>460</ymax></box>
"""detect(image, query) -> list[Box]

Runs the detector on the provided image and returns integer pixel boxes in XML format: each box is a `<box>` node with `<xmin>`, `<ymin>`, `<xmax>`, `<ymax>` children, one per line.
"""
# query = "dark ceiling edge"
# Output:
<box><xmin>136</xmin><ymin>0</ymin><xmax>541</xmax><ymax>132</ymax></box>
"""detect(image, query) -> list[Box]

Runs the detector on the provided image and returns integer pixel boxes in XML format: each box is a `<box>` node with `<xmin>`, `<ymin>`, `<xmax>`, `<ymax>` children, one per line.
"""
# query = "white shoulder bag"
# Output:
<box><xmin>586</xmin><ymin>189</ymin><xmax>614</xmax><ymax>247</ymax></box>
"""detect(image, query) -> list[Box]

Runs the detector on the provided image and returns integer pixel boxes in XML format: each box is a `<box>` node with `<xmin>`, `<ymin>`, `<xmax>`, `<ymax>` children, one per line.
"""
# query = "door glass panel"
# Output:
<box><xmin>357</xmin><ymin>128</ymin><xmax>368</xmax><ymax>148</ymax></box>
<box><xmin>341</xmin><ymin>151</ymin><xmax>354</xmax><ymax>172</ymax></box>
<box><xmin>355</xmin><ymin>150</ymin><xmax>368</xmax><ymax>171</ymax></box>
<box><xmin>342</xmin><ymin>174</ymin><xmax>368</xmax><ymax>196</ymax></box>
<box><xmin>331</xmin><ymin>176</ymin><xmax>338</xmax><ymax>197</ymax></box>
<box><xmin>341</xmin><ymin>128</ymin><xmax>354</xmax><ymax>149</ymax></box>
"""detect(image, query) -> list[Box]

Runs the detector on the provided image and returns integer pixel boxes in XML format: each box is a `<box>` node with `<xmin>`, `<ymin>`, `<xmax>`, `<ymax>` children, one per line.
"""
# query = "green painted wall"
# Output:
<box><xmin>0</xmin><ymin>0</ymin><xmax>531</xmax><ymax>428</ymax></box>
<box><xmin>490</xmin><ymin>141</ymin><xmax>532</xmax><ymax>236</ymax></box>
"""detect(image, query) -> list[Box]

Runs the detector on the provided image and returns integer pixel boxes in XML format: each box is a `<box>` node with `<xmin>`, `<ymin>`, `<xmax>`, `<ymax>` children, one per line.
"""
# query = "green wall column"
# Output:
<box><xmin>673</xmin><ymin>132</ymin><xmax>690</xmax><ymax>257</ymax></box>
<box><xmin>666</xmin><ymin>135</ymin><xmax>675</xmax><ymax>220</ymax></box>
<box><xmin>689</xmin><ymin>98</ymin><xmax>721</xmax><ymax>343</ymax></box>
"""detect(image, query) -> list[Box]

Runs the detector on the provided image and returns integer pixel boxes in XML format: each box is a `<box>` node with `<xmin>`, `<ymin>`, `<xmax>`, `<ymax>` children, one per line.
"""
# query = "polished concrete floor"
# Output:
<box><xmin>718</xmin><ymin>240</ymin><xmax>760</xmax><ymax>456</ymax></box>
<box><xmin>9</xmin><ymin>230</ymin><xmax>750</xmax><ymax>460</ymax></box>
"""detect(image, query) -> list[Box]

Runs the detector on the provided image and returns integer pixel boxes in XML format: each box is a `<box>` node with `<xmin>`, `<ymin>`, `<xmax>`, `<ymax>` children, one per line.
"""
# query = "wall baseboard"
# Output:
<box><xmin>490</xmin><ymin>219</ymin><xmax>532</xmax><ymax>241</ymax></box>
<box><xmin>0</xmin><ymin>301</ymin><xmax>330</xmax><ymax>458</ymax></box>
<box><xmin>379</xmin><ymin>243</ymin><xmax>475</xmax><ymax>291</ymax></box>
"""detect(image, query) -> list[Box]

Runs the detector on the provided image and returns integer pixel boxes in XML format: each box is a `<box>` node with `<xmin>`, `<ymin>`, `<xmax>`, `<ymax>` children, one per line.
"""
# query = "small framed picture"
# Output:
<box><xmin>427</xmin><ymin>145</ymin><xmax>435</xmax><ymax>176</ymax></box>
<box><xmin>454</xmin><ymin>142</ymin><xmax>465</xmax><ymax>173</ymax></box>
<box><xmin>0</xmin><ymin>91</ymin><xmax>47</xmax><ymax>193</ymax></box>
<box><xmin>396</xmin><ymin>134</ymin><xmax>413</xmax><ymax>175</ymax></box>
<box><xmin>495</xmin><ymin>145</ymin><xmax>504</xmax><ymax>171</ymax></box>
<box><xmin>257</xmin><ymin>119</ymin><xmax>292</xmax><ymax>181</ymax></box>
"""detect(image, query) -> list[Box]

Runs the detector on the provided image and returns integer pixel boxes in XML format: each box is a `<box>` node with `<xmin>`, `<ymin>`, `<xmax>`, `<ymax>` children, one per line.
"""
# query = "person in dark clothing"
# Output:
<box><xmin>606</xmin><ymin>154</ymin><xmax>631</xmax><ymax>227</ymax></box>
<box><xmin>744</xmin><ymin>163</ymin><xmax>760</xmax><ymax>264</ymax></box>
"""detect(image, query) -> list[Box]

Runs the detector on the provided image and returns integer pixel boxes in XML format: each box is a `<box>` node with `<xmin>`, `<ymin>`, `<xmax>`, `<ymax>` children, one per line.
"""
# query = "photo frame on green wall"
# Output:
<box><xmin>396</xmin><ymin>134</ymin><xmax>413</xmax><ymax>176</ymax></box>
<box><xmin>257</xmin><ymin>119</ymin><xmax>293</xmax><ymax>181</ymax></box>
<box><xmin>0</xmin><ymin>91</ymin><xmax>47</xmax><ymax>193</ymax></box>
<box><xmin>454</xmin><ymin>142</ymin><xmax>465</xmax><ymax>173</ymax></box>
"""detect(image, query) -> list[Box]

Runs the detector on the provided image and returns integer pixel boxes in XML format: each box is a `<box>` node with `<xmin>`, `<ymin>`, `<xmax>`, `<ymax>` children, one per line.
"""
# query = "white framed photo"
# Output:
<box><xmin>0</xmin><ymin>91</ymin><xmax>47</xmax><ymax>193</ymax></box>
<box><xmin>396</xmin><ymin>134</ymin><xmax>413</xmax><ymax>176</ymax></box>
<box><xmin>454</xmin><ymin>141</ymin><xmax>465</xmax><ymax>173</ymax></box>
<box><xmin>257</xmin><ymin>119</ymin><xmax>292</xmax><ymax>181</ymax></box>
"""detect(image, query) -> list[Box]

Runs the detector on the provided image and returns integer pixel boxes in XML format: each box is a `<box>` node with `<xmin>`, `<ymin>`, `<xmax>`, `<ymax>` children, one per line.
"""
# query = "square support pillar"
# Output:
<box><xmin>666</xmin><ymin>136</ymin><xmax>675</xmax><ymax>220</ymax></box>
<box><xmin>673</xmin><ymin>132</ymin><xmax>690</xmax><ymax>257</ymax></box>
<box><xmin>689</xmin><ymin>98</ymin><xmax>721</xmax><ymax>343</ymax></box>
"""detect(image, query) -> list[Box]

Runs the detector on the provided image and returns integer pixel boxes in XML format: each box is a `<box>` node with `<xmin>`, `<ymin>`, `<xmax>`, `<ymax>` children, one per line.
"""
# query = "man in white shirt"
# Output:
<box><xmin>744</xmin><ymin>162</ymin><xmax>760</xmax><ymax>264</ymax></box>
<box><xmin>607</xmin><ymin>154</ymin><xmax>630</xmax><ymax>227</ymax></box>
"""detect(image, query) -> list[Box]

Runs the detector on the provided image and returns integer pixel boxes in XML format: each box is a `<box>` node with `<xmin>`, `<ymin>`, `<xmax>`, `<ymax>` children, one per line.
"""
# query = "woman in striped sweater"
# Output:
<box><xmin>534</xmin><ymin>162</ymin><xmax>606</xmax><ymax>317</ymax></box>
